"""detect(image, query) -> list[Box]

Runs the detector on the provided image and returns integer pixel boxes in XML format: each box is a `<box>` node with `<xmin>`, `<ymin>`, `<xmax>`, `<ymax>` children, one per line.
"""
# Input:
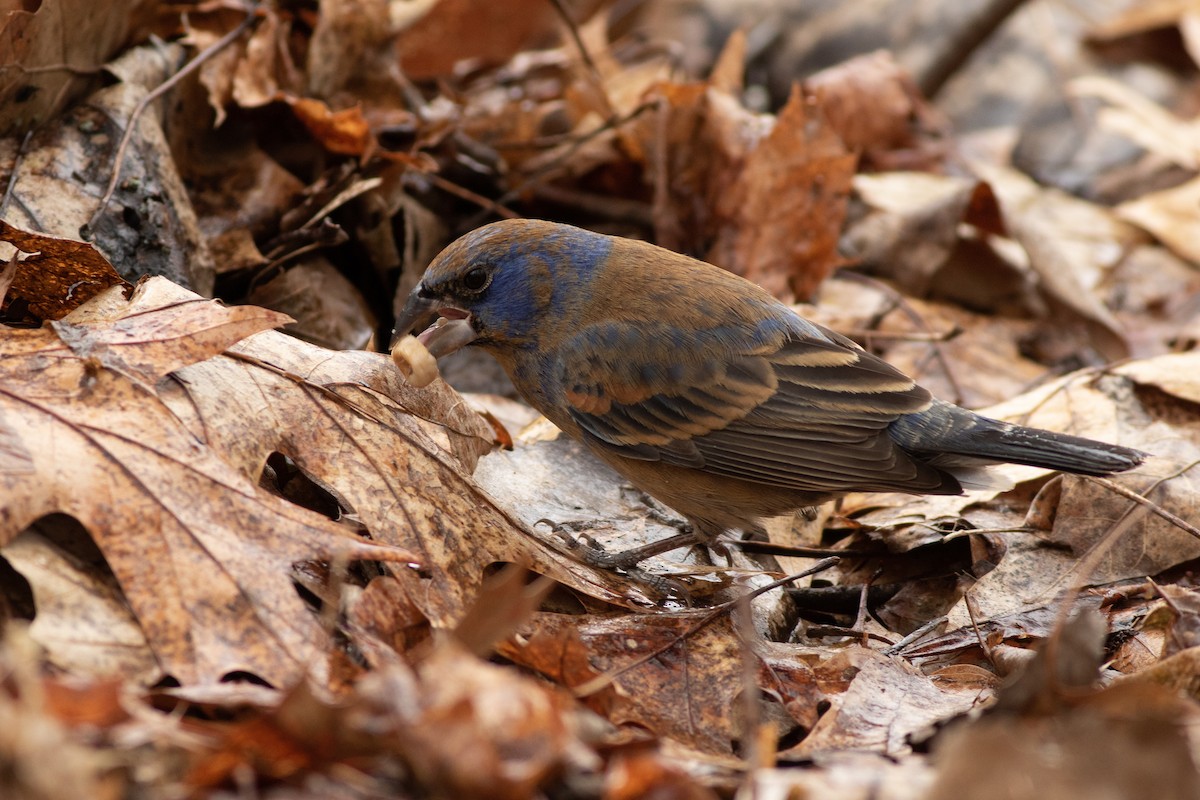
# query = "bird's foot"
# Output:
<box><xmin>537</xmin><ymin>518</ymin><xmax>701</xmax><ymax>569</ymax></box>
<box><xmin>535</xmin><ymin>518</ymin><xmax>615</xmax><ymax>557</ymax></box>
<box><xmin>618</xmin><ymin>486</ymin><xmax>693</xmax><ymax>534</ymax></box>
<box><xmin>534</xmin><ymin>519</ymin><xmax>695</xmax><ymax>600</ymax></box>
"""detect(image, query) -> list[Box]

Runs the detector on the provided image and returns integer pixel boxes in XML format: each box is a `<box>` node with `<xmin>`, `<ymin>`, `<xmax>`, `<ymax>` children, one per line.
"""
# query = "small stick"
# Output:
<box><xmin>86</xmin><ymin>8</ymin><xmax>260</xmax><ymax>233</ymax></box>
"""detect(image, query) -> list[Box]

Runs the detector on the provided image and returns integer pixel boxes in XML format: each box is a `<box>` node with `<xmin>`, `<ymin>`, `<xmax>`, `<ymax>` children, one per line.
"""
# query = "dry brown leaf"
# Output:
<box><xmin>1158</xmin><ymin>585</ymin><xmax>1200</xmax><ymax>655</ymax></box>
<box><xmin>784</xmin><ymin>648</ymin><xmax>986</xmax><ymax>759</ymax></box>
<box><xmin>501</xmin><ymin>610</ymin><xmax>751</xmax><ymax>754</ymax></box>
<box><xmin>0</xmin><ymin>257</ymin><xmax>15</xmax><ymax>307</ymax></box>
<box><xmin>805</xmin><ymin>50</ymin><xmax>943</xmax><ymax>170</ymax></box>
<box><xmin>638</xmin><ymin>73</ymin><xmax>854</xmax><ymax>301</ymax></box>
<box><xmin>182</xmin><ymin>678</ymin><xmax>381</xmax><ymax>790</ymax></box>
<box><xmin>605</xmin><ymin>752</ymin><xmax>721</xmax><ymax>800</ymax></box>
<box><xmin>0</xmin><ymin>0</ymin><xmax>151</xmax><ymax>136</ymax></box>
<box><xmin>246</xmin><ymin>256</ymin><xmax>376</xmax><ymax>351</ymax></box>
<box><xmin>286</xmin><ymin>96</ymin><xmax>375</xmax><ymax>157</ymax></box>
<box><xmin>0</xmin><ymin>222</ymin><xmax>127</xmax><ymax>322</ymax></box>
<box><xmin>930</xmin><ymin>668</ymin><xmax>1200</xmax><ymax>800</ymax></box>
<box><xmin>713</xmin><ymin>86</ymin><xmax>857</xmax><ymax>301</ymax></box>
<box><xmin>395</xmin><ymin>0</ymin><xmax>566</xmax><ymax>80</ymax></box>
<box><xmin>186</xmin><ymin>4</ymin><xmax>299</xmax><ymax>123</ymax></box>
<box><xmin>366</xmin><ymin>641</ymin><xmax>595</xmax><ymax>800</ymax></box>
<box><xmin>0</xmin><ymin>406</ymin><xmax>33</xmax><ymax>474</ymax></box>
<box><xmin>3</xmin><ymin>518</ymin><xmax>158</xmax><ymax>683</ymax></box>
<box><xmin>51</xmin><ymin>291</ymin><xmax>288</xmax><ymax>389</ymax></box>
<box><xmin>1120</xmin><ymin>647</ymin><xmax>1200</xmax><ymax>699</ymax></box>
<box><xmin>0</xmin><ymin>278</ymin><xmax>418</xmax><ymax>687</ymax></box>
<box><xmin>182</xmin><ymin>638</ymin><xmax>596</xmax><ymax>799</ymax></box>
<box><xmin>0</xmin><ymin>630</ymin><xmax>119</xmax><ymax>799</ymax></box>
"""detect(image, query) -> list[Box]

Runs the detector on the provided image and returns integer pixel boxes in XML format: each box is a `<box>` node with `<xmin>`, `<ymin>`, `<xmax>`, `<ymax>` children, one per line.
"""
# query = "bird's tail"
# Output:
<box><xmin>890</xmin><ymin>399</ymin><xmax>1147</xmax><ymax>477</ymax></box>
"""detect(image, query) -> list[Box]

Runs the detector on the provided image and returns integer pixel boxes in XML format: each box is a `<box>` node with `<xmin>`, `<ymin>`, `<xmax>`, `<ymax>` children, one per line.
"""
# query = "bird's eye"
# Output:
<box><xmin>461</xmin><ymin>266</ymin><xmax>490</xmax><ymax>293</ymax></box>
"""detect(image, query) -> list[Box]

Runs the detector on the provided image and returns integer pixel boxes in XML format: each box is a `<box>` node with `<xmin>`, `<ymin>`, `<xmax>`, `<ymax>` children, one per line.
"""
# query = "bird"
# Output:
<box><xmin>393</xmin><ymin>219</ymin><xmax>1147</xmax><ymax>567</ymax></box>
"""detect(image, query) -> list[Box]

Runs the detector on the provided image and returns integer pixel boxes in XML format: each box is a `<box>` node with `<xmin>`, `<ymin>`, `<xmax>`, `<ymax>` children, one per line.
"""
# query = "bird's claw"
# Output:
<box><xmin>618</xmin><ymin>487</ymin><xmax>694</xmax><ymax>534</ymax></box>
<box><xmin>535</xmin><ymin>519</ymin><xmax>653</xmax><ymax>568</ymax></box>
<box><xmin>533</xmin><ymin>518</ymin><xmax>693</xmax><ymax>601</ymax></box>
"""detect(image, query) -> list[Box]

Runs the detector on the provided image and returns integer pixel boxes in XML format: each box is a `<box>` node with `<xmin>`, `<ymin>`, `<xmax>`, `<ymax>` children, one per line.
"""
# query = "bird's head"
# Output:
<box><xmin>392</xmin><ymin>219</ymin><xmax>612</xmax><ymax>357</ymax></box>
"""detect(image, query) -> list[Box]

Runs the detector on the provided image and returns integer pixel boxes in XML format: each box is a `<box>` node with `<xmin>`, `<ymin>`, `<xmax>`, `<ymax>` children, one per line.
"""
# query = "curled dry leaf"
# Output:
<box><xmin>971</xmin><ymin>162</ymin><xmax>1143</xmax><ymax>361</ymax></box>
<box><xmin>284</xmin><ymin>95</ymin><xmax>374</xmax><ymax>157</ymax></box>
<box><xmin>0</xmin><ymin>278</ymin><xmax>420</xmax><ymax>687</ymax></box>
<box><xmin>0</xmin><ymin>0</ymin><xmax>143</xmax><ymax>135</ymax></box>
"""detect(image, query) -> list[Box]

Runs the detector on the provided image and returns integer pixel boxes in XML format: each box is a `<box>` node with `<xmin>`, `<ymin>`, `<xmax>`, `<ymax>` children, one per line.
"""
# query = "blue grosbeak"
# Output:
<box><xmin>394</xmin><ymin>220</ymin><xmax>1145</xmax><ymax>565</ymax></box>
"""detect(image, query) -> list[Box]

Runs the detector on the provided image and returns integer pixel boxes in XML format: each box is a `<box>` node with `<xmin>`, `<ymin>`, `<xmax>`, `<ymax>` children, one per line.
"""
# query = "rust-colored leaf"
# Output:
<box><xmin>0</xmin><ymin>222</ymin><xmax>128</xmax><ymax>322</ymax></box>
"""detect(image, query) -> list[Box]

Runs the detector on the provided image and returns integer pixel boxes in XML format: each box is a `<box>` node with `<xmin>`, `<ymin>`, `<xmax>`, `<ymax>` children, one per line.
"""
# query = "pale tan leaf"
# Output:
<box><xmin>3</xmin><ymin>520</ymin><xmax>159</xmax><ymax>683</ymax></box>
<box><xmin>51</xmin><ymin>295</ymin><xmax>291</xmax><ymax>388</ymax></box>
<box><xmin>0</xmin><ymin>408</ymin><xmax>33</xmax><ymax>475</ymax></box>
<box><xmin>1068</xmin><ymin>75</ymin><xmax>1200</xmax><ymax>170</ymax></box>
<box><xmin>1116</xmin><ymin>176</ymin><xmax>1200</xmax><ymax>265</ymax></box>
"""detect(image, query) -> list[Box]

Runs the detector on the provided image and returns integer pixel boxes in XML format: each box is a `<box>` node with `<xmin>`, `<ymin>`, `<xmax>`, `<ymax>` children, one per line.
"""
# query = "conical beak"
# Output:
<box><xmin>391</xmin><ymin>288</ymin><xmax>478</xmax><ymax>358</ymax></box>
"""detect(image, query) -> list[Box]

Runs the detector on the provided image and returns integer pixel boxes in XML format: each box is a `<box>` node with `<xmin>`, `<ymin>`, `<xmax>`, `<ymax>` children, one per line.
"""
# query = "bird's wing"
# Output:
<box><xmin>558</xmin><ymin>318</ymin><xmax>953</xmax><ymax>493</ymax></box>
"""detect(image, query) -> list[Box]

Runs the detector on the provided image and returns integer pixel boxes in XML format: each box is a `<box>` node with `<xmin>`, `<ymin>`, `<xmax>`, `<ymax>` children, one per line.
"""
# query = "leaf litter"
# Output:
<box><xmin>3</xmin><ymin>0</ymin><xmax>1200</xmax><ymax>797</ymax></box>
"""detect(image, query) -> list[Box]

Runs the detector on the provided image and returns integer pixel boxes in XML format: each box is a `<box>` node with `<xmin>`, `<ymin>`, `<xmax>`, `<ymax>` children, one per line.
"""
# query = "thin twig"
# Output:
<box><xmin>0</xmin><ymin>62</ymin><xmax>105</xmax><ymax>76</ymax></box>
<box><xmin>1085</xmin><ymin>474</ymin><xmax>1200</xmax><ymax>541</ymax></box>
<box><xmin>425</xmin><ymin>171</ymin><xmax>520</xmax><ymax>220</ymax></box>
<box><xmin>546</xmin><ymin>0</ymin><xmax>616</xmax><ymax>120</ymax></box>
<box><xmin>0</xmin><ymin>130</ymin><xmax>32</xmax><ymax>219</ymax></box>
<box><xmin>884</xmin><ymin>615</ymin><xmax>947</xmax><ymax>656</ymax></box>
<box><xmin>964</xmin><ymin>587</ymin><xmax>996</xmax><ymax>668</ymax></box>
<box><xmin>86</xmin><ymin>8</ymin><xmax>260</xmax><ymax>233</ymax></box>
